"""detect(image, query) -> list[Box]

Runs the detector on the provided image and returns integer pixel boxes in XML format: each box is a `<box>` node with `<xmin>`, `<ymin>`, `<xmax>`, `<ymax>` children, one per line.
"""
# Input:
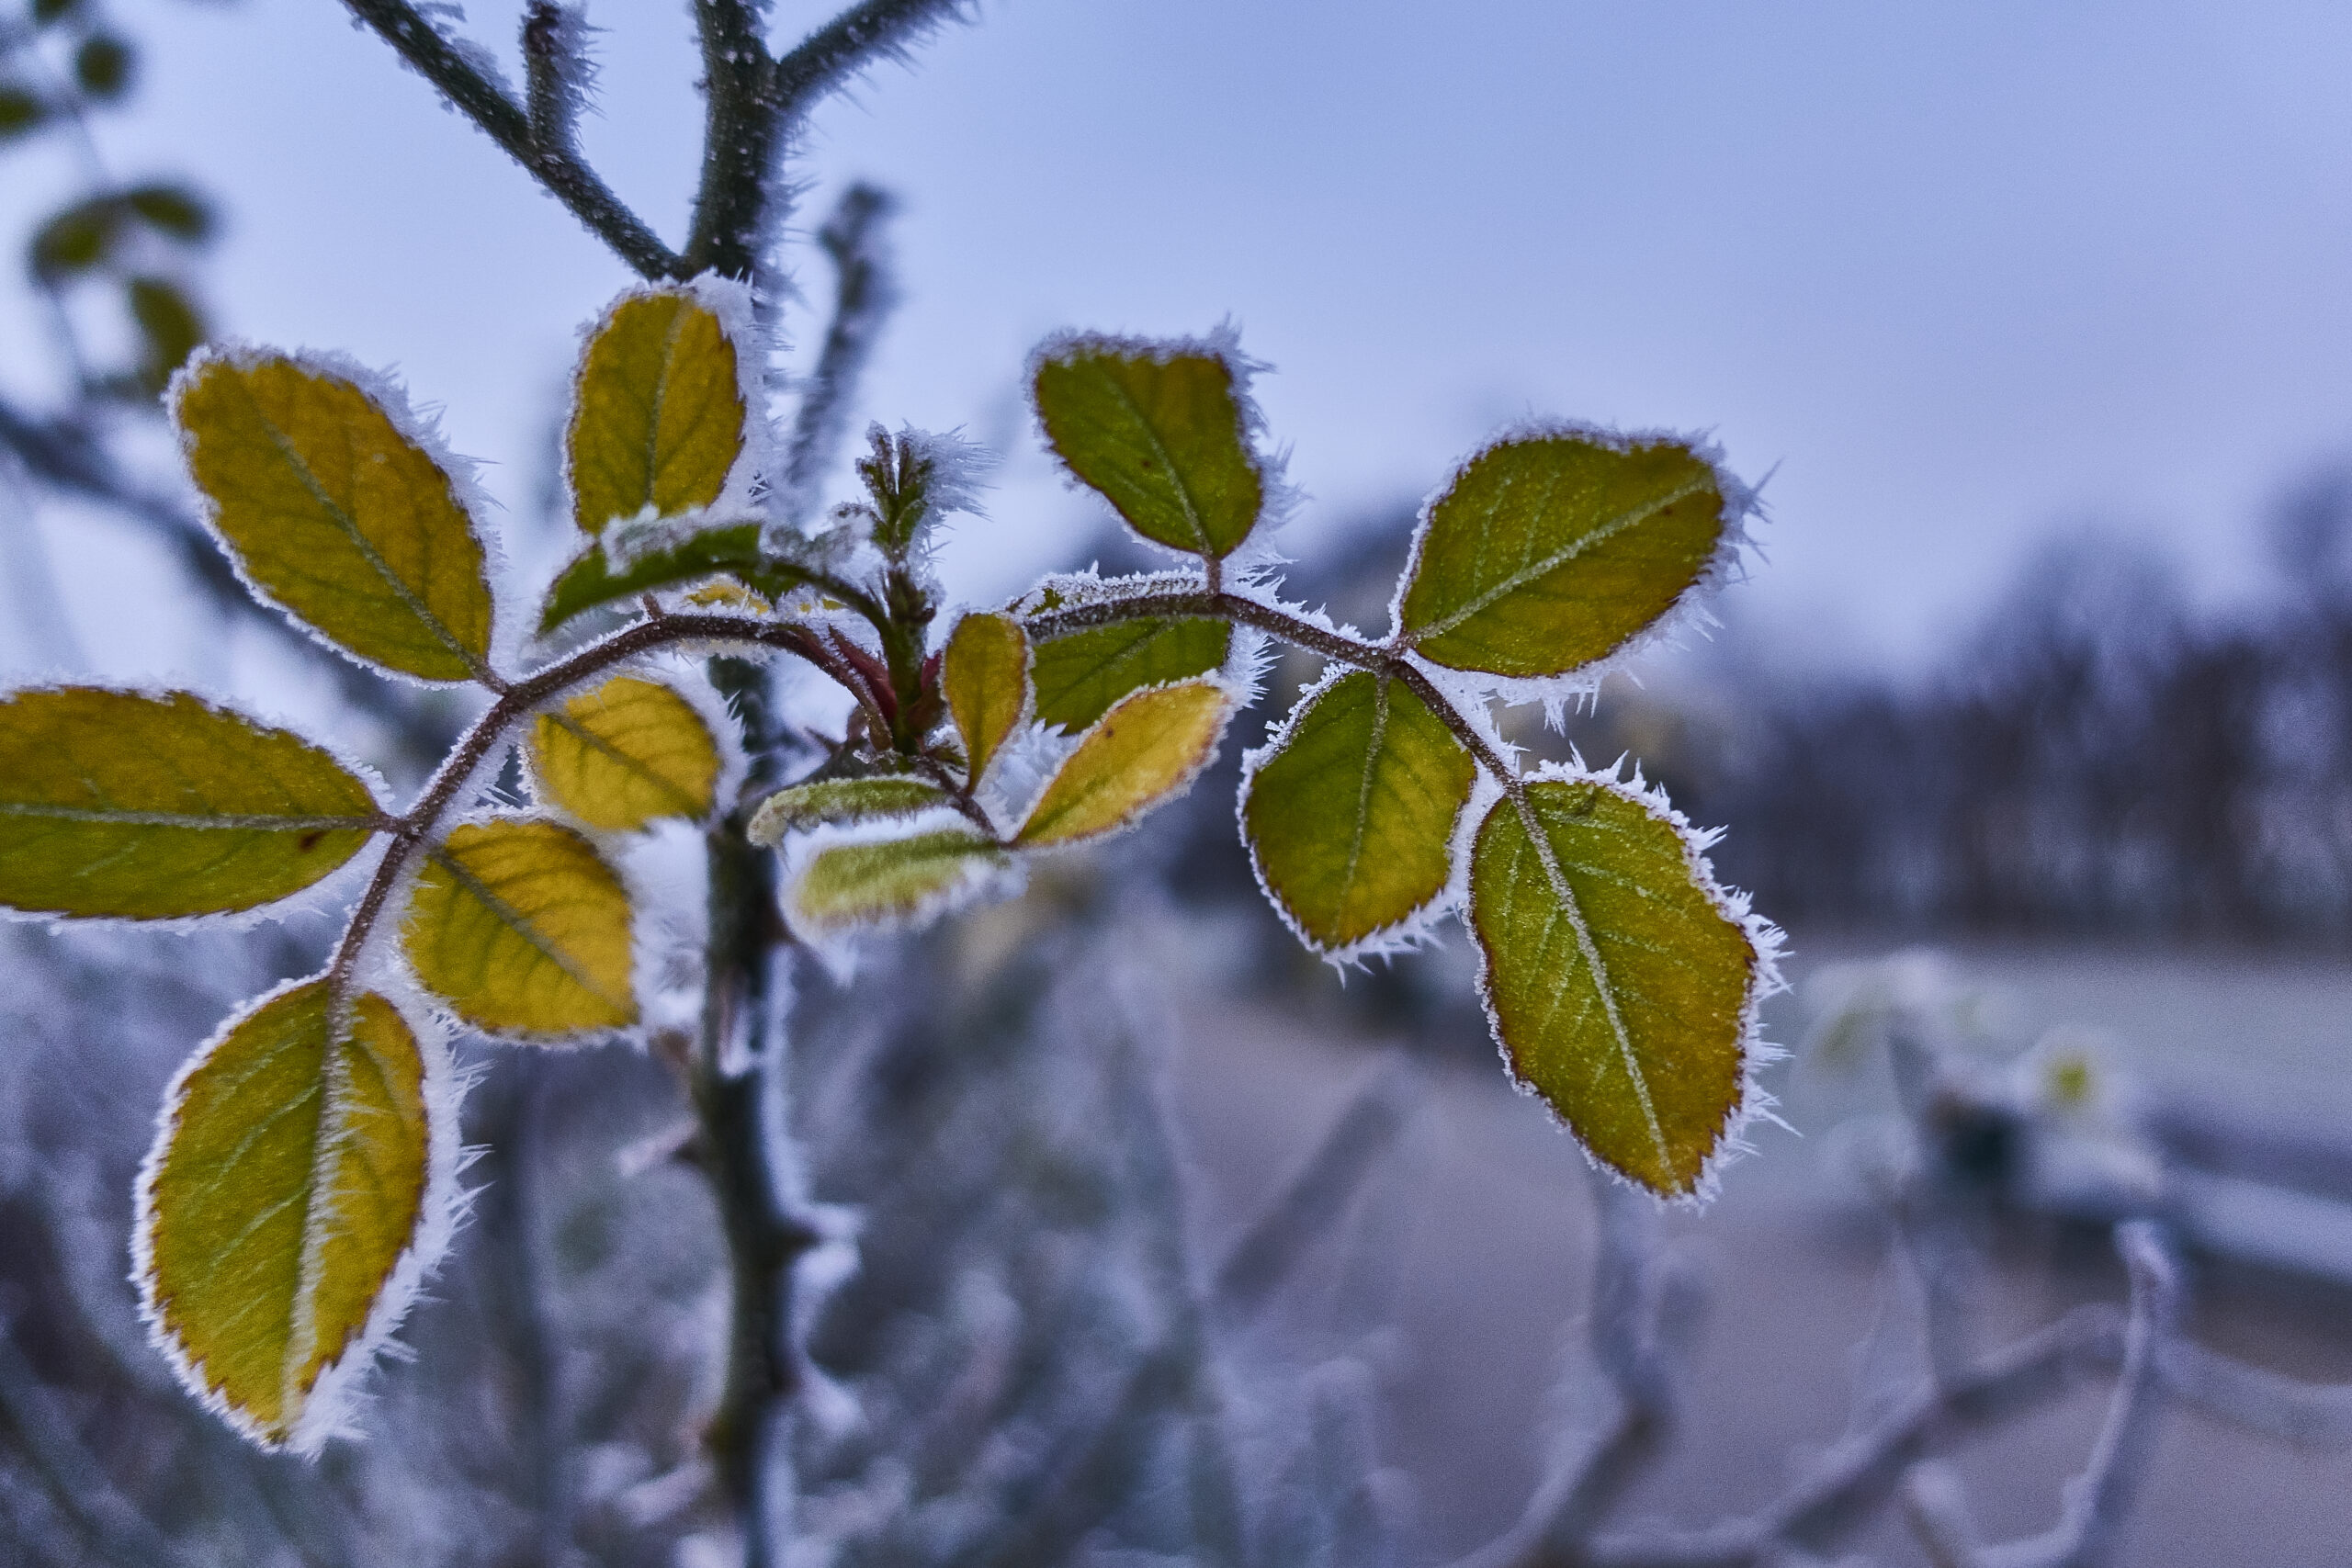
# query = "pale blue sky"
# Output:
<box><xmin>13</xmin><ymin>0</ymin><xmax>2352</xmax><ymax>674</ymax></box>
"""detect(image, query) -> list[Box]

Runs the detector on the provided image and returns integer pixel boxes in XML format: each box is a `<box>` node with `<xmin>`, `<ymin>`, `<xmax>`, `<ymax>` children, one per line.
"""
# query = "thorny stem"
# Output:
<box><xmin>684</xmin><ymin>0</ymin><xmax>782</xmax><ymax>279</ymax></box>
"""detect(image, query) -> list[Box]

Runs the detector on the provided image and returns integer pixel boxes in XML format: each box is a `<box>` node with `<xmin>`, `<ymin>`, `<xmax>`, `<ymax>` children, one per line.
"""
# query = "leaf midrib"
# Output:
<box><xmin>1101</xmin><ymin>368</ymin><xmax>1217</xmax><ymax>558</ymax></box>
<box><xmin>1510</xmin><ymin>794</ymin><xmax>1674</xmax><ymax>1181</ymax></box>
<box><xmin>1412</xmin><ymin>472</ymin><xmax>1713</xmax><ymax>645</ymax></box>
<box><xmin>230</xmin><ymin>374</ymin><xmax>487</xmax><ymax>681</ymax></box>
<box><xmin>542</xmin><ymin>706</ymin><xmax>706</xmax><ymax>819</ymax></box>
<box><xmin>428</xmin><ymin>846</ymin><xmax>631</xmax><ymax>1016</ymax></box>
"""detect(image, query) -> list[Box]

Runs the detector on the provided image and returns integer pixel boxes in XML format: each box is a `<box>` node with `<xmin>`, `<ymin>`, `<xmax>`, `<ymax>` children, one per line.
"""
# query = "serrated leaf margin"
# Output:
<box><xmin>1465</xmin><ymin>758</ymin><xmax>1787</xmax><ymax>1209</ymax></box>
<box><xmin>1385</xmin><ymin>420</ymin><xmax>1760</xmax><ymax>726</ymax></box>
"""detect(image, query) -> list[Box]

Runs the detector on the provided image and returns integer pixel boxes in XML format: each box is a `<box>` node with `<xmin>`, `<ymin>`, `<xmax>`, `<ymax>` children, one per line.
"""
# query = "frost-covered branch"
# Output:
<box><xmin>684</xmin><ymin>0</ymin><xmax>781</xmax><ymax>280</ymax></box>
<box><xmin>339</xmin><ymin>0</ymin><xmax>683</xmax><ymax>280</ymax></box>
<box><xmin>773</xmin><ymin>0</ymin><xmax>970</xmax><ymax>123</ymax></box>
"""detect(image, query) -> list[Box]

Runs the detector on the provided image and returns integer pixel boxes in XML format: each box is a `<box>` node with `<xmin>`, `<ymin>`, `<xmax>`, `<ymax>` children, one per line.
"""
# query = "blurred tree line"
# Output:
<box><xmin>1696</xmin><ymin>471</ymin><xmax>2352</xmax><ymax>941</ymax></box>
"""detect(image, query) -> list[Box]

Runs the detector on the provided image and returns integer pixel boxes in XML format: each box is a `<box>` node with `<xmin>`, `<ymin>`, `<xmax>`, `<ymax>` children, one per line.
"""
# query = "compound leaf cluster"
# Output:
<box><xmin>0</xmin><ymin>285</ymin><xmax>1777</xmax><ymax>1455</ymax></box>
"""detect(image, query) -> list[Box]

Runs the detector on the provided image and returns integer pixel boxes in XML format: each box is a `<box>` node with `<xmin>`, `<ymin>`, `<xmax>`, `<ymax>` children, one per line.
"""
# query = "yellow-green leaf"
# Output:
<box><xmin>1016</xmin><ymin>681</ymin><xmax>1231</xmax><ymax>847</ymax></box>
<box><xmin>1242</xmin><ymin>672</ymin><xmax>1475</xmax><ymax>952</ymax></box>
<box><xmin>568</xmin><ymin>287</ymin><xmax>747</xmax><ymax>537</ymax></box>
<box><xmin>401</xmin><ymin>818</ymin><xmax>636</xmax><ymax>1035</ymax></box>
<box><xmin>1398</xmin><ymin>433</ymin><xmax>1726</xmax><ymax>678</ymax></box>
<box><xmin>1029</xmin><ymin>616</ymin><xmax>1229</xmax><ymax>734</ymax></box>
<box><xmin>789</xmin><ymin>829</ymin><xmax>1008</xmax><ymax>931</ymax></box>
<box><xmin>943</xmin><ymin>612</ymin><xmax>1029</xmax><ymax>784</ymax></box>
<box><xmin>530</xmin><ymin>676</ymin><xmax>720</xmax><ymax>831</ymax></box>
<box><xmin>172</xmin><ymin>351</ymin><xmax>495</xmax><ymax>682</ymax></box>
<box><xmin>1467</xmin><ymin>780</ymin><xmax>1758</xmax><ymax>1197</ymax></box>
<box><xmin>537</xmin><ymin>523</ymin><xmax>766</xmax><ymax>636</ymax></box>
<box><xmin>1032</xmin><ymin>337</ymin><xmax>1263</xmax><ymax>559</ymax></box>
<box><xmin>0</xmin><ymin>688</ymin><xmax>380</xmax><ymax>919</ymax></box>
<box><xmin>139</xmin><ymin>979</ymin><xmax>438</xmax><ymax>1450</ymax></box>
<box><xmin>747</xmin><ymin>776</ymin><xmax>950</xmax><ymax>844</ymax></box>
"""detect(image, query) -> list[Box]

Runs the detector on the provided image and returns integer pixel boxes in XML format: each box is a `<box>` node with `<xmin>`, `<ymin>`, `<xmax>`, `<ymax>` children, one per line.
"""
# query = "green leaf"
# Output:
<box><xmin>123</xmin><ymin>183</ymin><xmax>214</xmax><ymax>243</ymax></box>
<box><xmin>73</xmin><ymin>34</ymin><xmax>132</xmax><ymax>98</ymax></box>
<box><xmin>1032</xmin><ymin>337</ymin><xmax>1263</xmax><ymax>559</ymax></box>
<box><xmin>0</xmin><ymin>688</ymin><xmax>379</xmax><ymax>920</ymax></box>
<box><xmin>0</xmin><ymin>86</ymin><xmax>46</xmax><ymax>141</ymax></box>
<box><xmin>1242</xmin><ymin>672</ymin><xmax>1475</xmax><ymax>952</ymax></box>
<box><xmin>30</xmin><ymin>197</ymin><xmax>119</xmax><ymax>279</ymax></box>
<box><xmin>568</xmin><ymin>287</ymin><xmax>747</xmax><ymax>537</ymax></box>
<box><xmin>748</xmin><ymin>776</ymin><xmax>949</xmax><ymax>843</ymax></box>
<box><xmin>401</xmin><ymin>818</ymin><xmax>637</xmax><ymax>1035</ymax></box>
<box><xmin>173</xmin><ymin>351</ymin><xmax>497</xmax><ymax>683</ymax></box>
<box><xmin>128</xmin><ymin>276</ymin><xmax>203</xmax><ymax>392</ymax></box>
<box><xmin>943</xmin><ymin>612</ymin><xmax>1029</xmax><ymax>784</ymax></box>
<box><xmin>1467</xmin><ymin>779</ymin><xmax>1757</xmax><ymax>1197</ymax></box>
<box><xmin>529</xmin><ymin>676</ymin><xmax>720</xmax><ymax>830</ymax></box>
<box><xmin>139</xmin><ymin>979</ymin><xmax>438</xmax><ymax>1450</ymax></box>
<box><xmin>788</xmin><ymin>828</ymin><xmax>1007</xmax><ymax>931</ymax></box>
<box><xmin>1397</xmin><ymin>432</ymin><xmax>1727</xmax><ymax>679</ymax></box>
<box><xmin>1029</xmin><ymin>616</ymin><xmax>1229</xmax><ymax>734</ymax></box>
<box><xmin>536</xmin><ymin>522</ymin><xmax>772</xmax><ymax>636</ymax></box>
<box><xmin>1017</xmin><ymin>680</ymin><xmax>1231</xmax><ymax>847</ymax></box>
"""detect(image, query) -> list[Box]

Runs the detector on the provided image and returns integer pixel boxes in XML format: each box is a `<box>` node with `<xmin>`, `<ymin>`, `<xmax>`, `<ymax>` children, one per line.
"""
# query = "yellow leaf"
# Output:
<box><xmin>568</xmin><ymin>286</ymin><xmax>748</xmax><ymax>536</ymax></box>
<box><xmin>172</xmin><ymin>351</ymin><xmax>496</xmax><ymax>683</ymax></box>
<box><xmin>942</xmin><ymin>611</ymin><xmax>1030</xmax><ymax>785</ymax></box>
<box><xmin>1016</xmin><ymin>680</ymin><xmax>1230</xmax><ymax>847</ymax></box>
<box><xmin>138</xmin><ymin>979</ymin><xmax>442</xmax><ymax>1450</ymax></box>
<box><xmin>529</xmin><ymin>676</ymin><xmax>720</xmax><ymax>831</ymax></box>
<box><xmin>684</xmin><ymin>581</ymin><xmax>771</xmax><ymax>613</ymax></box>
<box><xmin>401</xmin><ymin>818</ymin><xmax>636</xmax><ymax>1035</ymax></box>
<box><xmin>0</xmin><ymin>687</ymin><xmax>380</xmax><ymax>919</ymax></box>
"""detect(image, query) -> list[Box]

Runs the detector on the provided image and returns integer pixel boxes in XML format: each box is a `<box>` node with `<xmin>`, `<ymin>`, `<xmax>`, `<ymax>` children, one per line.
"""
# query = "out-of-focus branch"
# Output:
<box><xmin>1212</xmin><ymin>1055</ymin><xmax>1417</xmax><ymax>1325</ymax></box>
<box><xmin>779</xmin><ymin>183</ymin><xmax>899</xmax><ymax>524</ymax></box>
<box><xmin>2154</xmin><ymin>1334</ymin><xmax>2352</xmax><ymax>1449</ymax></box>
<box><xmin>1560</xmin><ymin>1303</ymin><xmax>2128</xmax><ymax>1568</ymax></box>
<box><xmin>339</xmin><ymin>0</ymin><xmax>683</xmax><ymax>280</ymax></box>
<box><xmin>1444</xmin><ymin>1168</ymin><xmax>1683</xmax><ymax>1568</ymax></box>
<box><xmin>1900</xmin><ymin>1222</ymin><xmax>2177</xmax><ymax>1568</ymax></box>
<box><xmin>0</xmin><ymin>1318</ymin><xmax>199</xmax><ymax>1568</ymax></box>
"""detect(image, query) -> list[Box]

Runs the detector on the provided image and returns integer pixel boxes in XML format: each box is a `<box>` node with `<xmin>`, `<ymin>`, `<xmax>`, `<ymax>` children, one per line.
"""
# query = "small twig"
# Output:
<box><xmin>520</xmin><ymin>1</ymin><xmax>587</xmax><ymax>156</ymax></box>
<box><xmin>322</xmin><ymin>611</ymin><xmax>827</xmax><ymax>1002</ymax></box>
<box><xmin>772</xmin><ymin>0</ymin><xmax>971</xmax><ymax>122</ymax></box>
<box><xmin>1212</xmin><ymin>1055</ymin><xmax>1418</xmax><ymax>1324</ymax></box>
<box><xmin>781</xmin><ymin>183</ymin><xmax>899</xmax><ymax>523</ymax></box>
<box><xmin>1551</xmin><ymin>1303</ymin><xmax>2128</xmax><ymax>1568</ymax></box>
<box><xmin>340</xmin><ymin>0</ymin><xmax>683</xmax><ymax>280</ymax></box>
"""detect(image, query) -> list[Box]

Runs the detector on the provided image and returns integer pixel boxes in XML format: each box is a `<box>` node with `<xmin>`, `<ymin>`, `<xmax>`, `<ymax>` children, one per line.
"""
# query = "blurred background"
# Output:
<box><xmin>7</xmin><ymin>1</ymin><xmax>2352</xmax><ymax>1563</ymax></box>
